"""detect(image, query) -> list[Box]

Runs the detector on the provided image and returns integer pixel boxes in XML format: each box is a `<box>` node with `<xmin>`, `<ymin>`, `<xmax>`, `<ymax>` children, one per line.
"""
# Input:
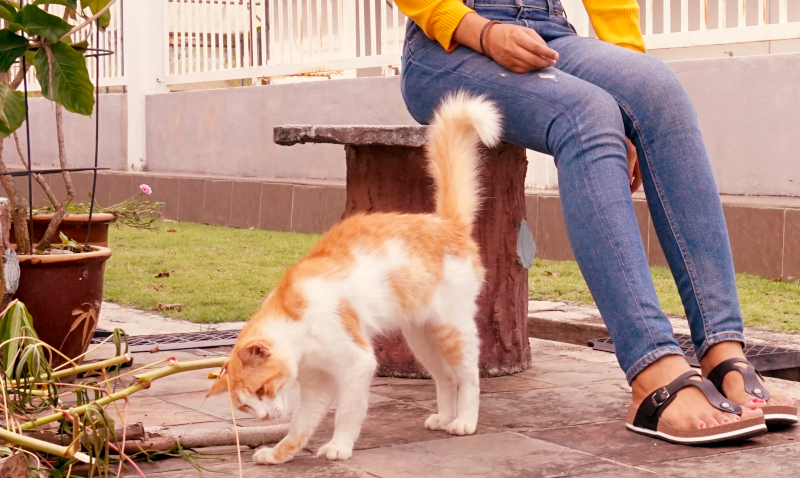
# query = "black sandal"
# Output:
<box><xmin>707</xmin><ymin>358</ymin><xmax>798</xmax><ymax>428</ymax></box>
<box><xmin>626</xmin><ymin>370</ymin><xmax>767</xmax><ymax>444</ymax></box>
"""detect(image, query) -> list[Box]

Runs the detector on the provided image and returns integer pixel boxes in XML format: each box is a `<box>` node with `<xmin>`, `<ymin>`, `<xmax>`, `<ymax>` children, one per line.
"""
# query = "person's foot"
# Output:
<box><xmin>700</xmin><ymin>341</ymin><xmax>796</xmax><ymax>410</ymax></box>
<box><xmin>631</xmin><ymin>354</ymin><xmax>763</xmax><ymax>430</ymax></box>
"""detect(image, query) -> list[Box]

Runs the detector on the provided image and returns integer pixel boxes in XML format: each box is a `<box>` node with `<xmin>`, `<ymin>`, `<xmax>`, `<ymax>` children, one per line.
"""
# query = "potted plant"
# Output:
<box><xmin>0</xmin><ymin>0</ymin><xmax>132</xmax><ymax>365</ymax></box>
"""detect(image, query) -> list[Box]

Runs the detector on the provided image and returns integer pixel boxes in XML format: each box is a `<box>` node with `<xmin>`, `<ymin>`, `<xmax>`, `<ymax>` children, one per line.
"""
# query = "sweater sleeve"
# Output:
<box><xmin>393</xmin><ymin>0</ymin><xmax>475</xmax><ymax>52</ymax></box>
<box><xmin>581</xmin><ymin>0</ymin><xmax>647</xmax><ymax>52</ymax></box>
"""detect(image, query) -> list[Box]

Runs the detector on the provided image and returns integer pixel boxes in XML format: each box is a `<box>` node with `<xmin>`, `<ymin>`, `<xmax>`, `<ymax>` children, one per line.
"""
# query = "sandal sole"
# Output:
<box><xmin>626</xmin><ymin>422</ymin><xmax>767</xmax><ymax>445</ymax></box>
<box><xmin>765</xmin><ymin>413</ymin><xmax>798</xmax><ymax>429</ymax></box>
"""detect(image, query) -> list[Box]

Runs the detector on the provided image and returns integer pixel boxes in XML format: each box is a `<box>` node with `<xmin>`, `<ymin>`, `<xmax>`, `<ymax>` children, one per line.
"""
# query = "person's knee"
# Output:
<box><xmin>550</xmin><ymin>87</ymin><xmax>626</xmax><ymax>161</ymax></box>
<box><xmin>620</xmin><ymin>56</ymin><xmax>692</xmax><ymax>121</ymax></box>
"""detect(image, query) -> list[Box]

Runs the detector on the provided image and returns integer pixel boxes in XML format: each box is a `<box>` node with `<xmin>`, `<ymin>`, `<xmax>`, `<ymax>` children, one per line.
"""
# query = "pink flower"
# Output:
<box><xmin>139</xmin><ymin>184</ymin><xmax>152</xmax><ymax>195</ymax></box>
<box><xmin>158</xmin><ymin>212</ymin><xmax>164</xmax><ymax>217</ymax></box>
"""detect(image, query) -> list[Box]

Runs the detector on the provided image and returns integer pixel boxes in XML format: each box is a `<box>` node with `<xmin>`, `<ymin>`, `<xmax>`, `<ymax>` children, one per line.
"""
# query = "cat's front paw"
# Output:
<box><xmin>253</xmin><ymin>446</ymin><xmax>292</xmax><ymax>465</ymax></box>
<box><xmin>316</xmin><ymin>442</ymin><xmax>353</xmax><ymax>461</ymax></box>
<box><xmin>446</xmin><ymin>418</ymin><xmax>477</xmax><ymax>436</ymax></box>
<box><xmin>425</xmin><ymin>413</ymin><xmax>452</xmax><ymax>431</ymax></box>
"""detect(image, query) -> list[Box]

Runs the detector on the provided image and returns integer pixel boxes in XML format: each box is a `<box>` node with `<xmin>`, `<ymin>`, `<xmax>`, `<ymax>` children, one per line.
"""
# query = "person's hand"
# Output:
<box><xmin>453</xmin><ymin>14</ymin><xmax>558</xmax><ymax>73</ymax></box>
<box><xmin>627</xmin><ymin>138</ymin><xmax>642</xmax><ymax>193</ymax></box>
<box><xmin>482</xmin><ymin>23</ymin><xmax>559</xmax><ymax>73</ymax></box>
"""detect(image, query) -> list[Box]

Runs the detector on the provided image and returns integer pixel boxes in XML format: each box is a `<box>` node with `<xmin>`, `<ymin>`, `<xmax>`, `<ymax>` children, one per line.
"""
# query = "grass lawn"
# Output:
<box><xmin>105</xmin><ymin>222</ymin><xmax>800</xmax><ymax>331</ymax></box>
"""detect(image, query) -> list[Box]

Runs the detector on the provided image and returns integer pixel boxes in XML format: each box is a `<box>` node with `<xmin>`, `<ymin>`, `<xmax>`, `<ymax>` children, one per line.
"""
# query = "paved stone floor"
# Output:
<box><xmin>85</xmin><ymin>333</ymin><xmax>800</xmax><ymax>478</ymax></box>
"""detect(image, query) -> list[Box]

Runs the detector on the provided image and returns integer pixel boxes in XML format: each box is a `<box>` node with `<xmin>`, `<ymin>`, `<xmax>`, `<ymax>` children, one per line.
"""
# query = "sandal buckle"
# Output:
<box><xmin>651</xmin><ymin>387</ymin><xmax>670</xmax><ymax>407</ymax></box>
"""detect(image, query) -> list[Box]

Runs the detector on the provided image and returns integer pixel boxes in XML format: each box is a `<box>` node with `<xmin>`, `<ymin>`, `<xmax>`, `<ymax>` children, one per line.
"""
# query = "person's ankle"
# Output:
<box><xmin>699</xmin><ymin>341</ymin><xmax>746</xmax><ymax>376</ymax></box>
<box><xmin>630</xmin><ymin>354</ymin><xmax>691</xmax><ymax>405</ymax></box>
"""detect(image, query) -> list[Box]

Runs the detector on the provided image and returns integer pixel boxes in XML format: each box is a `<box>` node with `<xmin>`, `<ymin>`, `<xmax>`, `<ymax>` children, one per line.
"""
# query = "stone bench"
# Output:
<box><xmin>274</xmin><ymin>125</ymin><xmax>534</xmax><ymax>377</ymax></box>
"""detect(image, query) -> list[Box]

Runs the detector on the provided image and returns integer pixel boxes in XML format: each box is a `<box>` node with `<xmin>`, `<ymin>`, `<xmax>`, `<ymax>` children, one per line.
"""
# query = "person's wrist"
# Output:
<box><xmin>480</xmin><ymin>20</ymin><xmax>500</xmax><ymax>58</ymax></box>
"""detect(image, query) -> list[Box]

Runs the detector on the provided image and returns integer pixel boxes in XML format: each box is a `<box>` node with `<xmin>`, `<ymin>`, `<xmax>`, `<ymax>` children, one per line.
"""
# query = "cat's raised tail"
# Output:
<box><xmin>425</xmin><ymin>91</ymin><xmax>502</xmax><ymax>231</ymax></box>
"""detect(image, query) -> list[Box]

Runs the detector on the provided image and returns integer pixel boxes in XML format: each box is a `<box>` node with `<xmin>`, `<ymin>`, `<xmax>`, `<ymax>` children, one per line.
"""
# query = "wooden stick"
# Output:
<box><xmin>122</xmin><ymin>424</ymin><xmax>289</xmax><ymax>454</ymax></box>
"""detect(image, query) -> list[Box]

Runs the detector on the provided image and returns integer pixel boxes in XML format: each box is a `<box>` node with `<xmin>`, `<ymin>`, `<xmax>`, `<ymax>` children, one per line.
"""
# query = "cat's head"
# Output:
<box><xmin>207</xmin><ymin>339</ymin><xmax>296</xmax><ymax>420</ymax></box>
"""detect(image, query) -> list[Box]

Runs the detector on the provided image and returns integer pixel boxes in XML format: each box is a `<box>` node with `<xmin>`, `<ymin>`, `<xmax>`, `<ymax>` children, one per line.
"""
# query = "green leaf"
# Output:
<box><xmin>80</xmin><ymin>0</ymin><xmax>110</xmax><ymax>29</ymax></box>
<box><xmin>0</xmin><ymin>1</ymin><xmax>17</xmax><ymax>22</ymax></box>
<box><xmin>33</xmin><ymin>0</ymin><xmax>78</xmax><ymax>9</ymax></box>
<box><xmin>0</xmin><ymin>29</ymin><xmax>28</xmax><ymax>73</ymax></box>
<box><xmin>14</xmin><ymin>5</ymin><xmax>72</xmax><ymax>42</ymax></box>
<box><xmin>0</xmin><ymin>83</ymin><xmax>25</xmax><ymax>139</ymax></box>
<box><xmin>69</xmin><ymin>37</ymin><xmax>89</xmax><ymax>51</ymax></box>
<box><xmin>32</xmin><ymin>41</ymin><xmax>95</xmax><ymax>116</ymax></box>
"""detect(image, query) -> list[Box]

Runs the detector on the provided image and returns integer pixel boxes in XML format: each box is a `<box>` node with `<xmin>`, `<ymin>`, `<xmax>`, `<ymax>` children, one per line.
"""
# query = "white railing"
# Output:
<box><xmin>7</xmin><ymin>1</ymin><xmax>126</xmax><ymax>92</ymax></box>
<box><xmin>164</xmin><ymin>0</ymin><xmax>408</xmax><ymax>85</ymax></box>
<box><xmin>640</xmin><ymin>0</ymin><xmax>800</xmax><ymax>49</ymax></box>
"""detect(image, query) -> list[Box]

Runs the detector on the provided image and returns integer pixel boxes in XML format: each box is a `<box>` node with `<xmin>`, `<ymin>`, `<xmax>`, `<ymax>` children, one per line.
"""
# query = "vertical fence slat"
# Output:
<box><xmin>737</xmin><ymin>0</ymin><xmax>745</xmax><ymax>27</ymax></box>
<box><xmin>327</xmin><ymin>0</ymin><xmax>333</xmax><ymax>59</ymax></box>
<box><xmin>305</xmin><ymin>0</ymin><xmax>312</xmax><ymax>62</ymax></box>
<box><xmin>338</xmin><ymin>0</ymin><xmax>345</xmax><ymax>59</ymax></box>
<box><xmin>718</xmin><ymin>0</ymin><xmax>726</xmax><ymax>28</ymax></box>
<box><xmin>369</xmin><ymin>0</ymin><xmax>376</xmax><ymax>55</ymax></box>
<box><xmin>700</xmin><ymin>0</ymin><xmax>707</xmax><ymax>30</ymax></box>
<box><xmin>758</xmin><ymin>0</ymin><xmax>765</xmax><ymax>25</ymax></box>
<box><xmin>680</xmin><ymin>0</ymin><xmax>687</xmax><ymax>31</ymax></box>
<box><xmin>182</xmin><ymin>0</ymin><xmax>188</xmax><ymax>74</ymax></box>
<box><xmin>316</xmin><ymin>0</ymin><xmax>322</xmax><ymax>61</ymax></box>
<box><xmin>379</xmin><ymin>0</ymin><xmax>385</xmax><ymax>55</ymax></box>
<box><xmin>392</xmin><ymin>3</ymin><xmax>400</xmax><ymax>53</ymax></box>
<box><xmin>645</xmin><ymin>0</ymin><xmax>653</xmax><ymax>34</ymax></box>
<box><xmin>202</xmin><ymin>0</ymin><xmax>208</xmax><ymax>71</ymax></box>
<box><xmin>288</xmin><ymin>0</ymin><xmax>295</xmax><ymax>63</ymax></box>
<box><xmin>358</xmin><ymin>0</ymin><xmax>365</xmax><ymax>56</ymax></box>
<box><xmin>664</xmin><ymin>0</ymin><xmax>671</xmax><ymax>33</ymax></box>
<box><xmin>779</xmin><ymin>0</ymin><xmax>788</xmax><ymax>23</ymax></box>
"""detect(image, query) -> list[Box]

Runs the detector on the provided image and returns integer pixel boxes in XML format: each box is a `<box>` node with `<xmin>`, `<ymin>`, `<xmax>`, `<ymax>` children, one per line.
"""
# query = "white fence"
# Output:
<box><xmin>164</xmin><ymin>0</ymin><xmax>408</xmax><ymax>85</ymax></box>
<box><xmin>6</xmin><ymin>1</ymin><xmax>126</xmax><ymax>92</ymax></box>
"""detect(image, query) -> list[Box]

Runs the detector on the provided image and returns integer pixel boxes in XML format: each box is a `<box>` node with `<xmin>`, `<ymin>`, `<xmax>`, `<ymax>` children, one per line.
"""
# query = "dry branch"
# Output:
<box><xmin>121</xmin><ymin>424</ymin><xmax>289</xmax><ymax>454</ymax></box>
<box><xmin>0</xmin><ymin>141</ymin><xmax>31</xmax><ymax>255</ymax></box>
<box><xmin>13</xmin><ymin>132</ymin><xmax>60</xmax><ymax>209</ymax></box>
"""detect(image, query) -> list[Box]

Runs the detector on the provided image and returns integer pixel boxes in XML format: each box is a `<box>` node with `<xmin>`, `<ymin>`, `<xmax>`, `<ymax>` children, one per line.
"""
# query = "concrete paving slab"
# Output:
<box><xmin>121</xmin><ymin>396</ymin><xmax>221</xmax><ymax>427</ymax></box>
<box><xmin>524</xmin><ymin>420</ymin><xmax>800</xmax><ymax>466</ymax></box>
<box><xmin>341</xmin><ymin>432</ymin><xmax>607</xmax><ymax>478</ymax></box>
<box><xmin>643</xmin><ymin>442</ymin><xmax>800</xmax><ymax>477</ymax></box>
<box><xmin>306</xmin><ymin>400</ymin><xmax>499</xmax><ymax>452</ymax></box>
<box><xmin>100</xmin><ymin>302</ymin><xmax>246</xmax><ymax>336</ymax></box>
<box><xmin>369</xmin><ymin>376</ymin><xmax>555</xmax><ymax>402</ymax></box>
<box><xmin>420</xmin><ymin>386</ymin><xmax>628</xmax><ymax>431</ymax></box>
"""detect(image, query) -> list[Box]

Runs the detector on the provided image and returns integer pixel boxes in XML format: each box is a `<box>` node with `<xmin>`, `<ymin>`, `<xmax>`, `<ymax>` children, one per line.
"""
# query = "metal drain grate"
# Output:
<box><xmin>589</xmin><ymin>334</ymin><xmax>800</xmax><ymax>372</ymax></box>
<box><xmin>92</xmin><ymin>329</ymin><xmax>240</xmax><ymax>353</ymax></box>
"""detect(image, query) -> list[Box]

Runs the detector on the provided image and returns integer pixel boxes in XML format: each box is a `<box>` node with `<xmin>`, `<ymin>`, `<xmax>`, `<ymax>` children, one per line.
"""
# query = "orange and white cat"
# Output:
<box><xmin>207</xmin><ymin>92</ymin><xmax>502</xmax><ymax>465</ymax></box>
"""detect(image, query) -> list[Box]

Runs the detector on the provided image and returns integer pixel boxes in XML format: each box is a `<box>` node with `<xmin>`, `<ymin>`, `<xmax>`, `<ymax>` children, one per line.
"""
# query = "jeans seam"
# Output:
<box><xmin>626</xmin><ymin>345</ymin><xmax>684</xmax><ymax>383</ymax></box>
<box><xmin>407</xmin><ymin>56</ymin><xmax>664</xmax><ymax>359</ymax></box>
<box><xmin>608</xmin><ymin>94</ymin><xmax>714</xmax><ymax>343</ymax></box>
<box><xmin>695</xmin><ymin>331</ymin><xmax>746</xmax><ymax>361</ymax></box>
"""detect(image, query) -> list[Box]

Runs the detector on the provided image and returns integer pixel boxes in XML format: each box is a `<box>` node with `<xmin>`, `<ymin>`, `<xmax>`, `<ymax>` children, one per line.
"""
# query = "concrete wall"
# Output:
<box><xmin>145</xmin><ymin>76</ymin><xmax>417</xmax><ymax>180</ymax></box>
<box><xmin>670</xmin><ymin>52</ymin><xmax>800</xmax><ymax>197</ymax></box>
<box><xmin>1</xmin><ymin>94</ymin><xmax>127</xmax><ymax>171</ymax></box>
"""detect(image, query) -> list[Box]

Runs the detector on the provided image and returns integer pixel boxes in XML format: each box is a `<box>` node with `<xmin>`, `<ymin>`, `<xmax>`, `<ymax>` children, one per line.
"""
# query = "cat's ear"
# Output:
<box><xmin>206</xmin><ymin>376</ymin><xmax>229</xmax><ymax>396</ymax></box>
<box><xmin>237</xmin><ymin>341</ymin><xmax>271</xmax><ymax>367</ymax></box>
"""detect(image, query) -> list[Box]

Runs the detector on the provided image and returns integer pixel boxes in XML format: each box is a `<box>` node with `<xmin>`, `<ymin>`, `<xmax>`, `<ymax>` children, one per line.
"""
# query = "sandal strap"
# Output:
<box><xmin>633</xmin><ymin>370</ymin><xmax>743</xmax><ymax>431</ymax></box>
<box><xmin>706</xmin><ymin>357</ymin><xmax>771</xmax><ymax>401</ymax></box>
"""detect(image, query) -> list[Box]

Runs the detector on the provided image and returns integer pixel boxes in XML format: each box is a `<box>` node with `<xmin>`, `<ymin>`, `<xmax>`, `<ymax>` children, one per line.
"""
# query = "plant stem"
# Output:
<box><xmin>13</xmin><ymin>132</ymin><xmax>60</xmax><ymax>209</ymax></box>
<box><xmin>35</xmin><ymin>104</ymin><xmax>75</xmax><ymax>252</ymax></box>
<box><xmin>0</xmin><ymin>427</ymin><xmax>91</xmax><ymax>463</ymax></box>
<box><xmin>18</xmin><ymin>358</ymin><xmax>225</xmax><ymax>430</ymax></box>
<box><xmin>61</xmin><ymin>0</ymin><xmax>120</xmax><ymax>40</ymax></box>
<box><xmin>0</xmin><ymin>138</ymin><xmax>31</xmax><ymax>255</ymax></box>
<box><xmin>5</xmin><ymin>354</ymin><xmax>131</xmax><ymax>387</ymax></box>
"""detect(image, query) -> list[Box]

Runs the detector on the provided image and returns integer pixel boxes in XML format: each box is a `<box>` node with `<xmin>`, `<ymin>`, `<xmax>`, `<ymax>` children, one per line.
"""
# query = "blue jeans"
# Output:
<box><xmin>400</xmin><ymin>0</ymin><xmax>745</xmax><ymax>382</ymax></box>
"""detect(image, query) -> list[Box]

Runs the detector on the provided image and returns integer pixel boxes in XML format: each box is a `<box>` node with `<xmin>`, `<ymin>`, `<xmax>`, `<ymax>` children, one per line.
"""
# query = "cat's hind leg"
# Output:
<box><xmin>402</xmin><ymin>326</ymin><xmax>459</xmax><ymax>431</ymax></box>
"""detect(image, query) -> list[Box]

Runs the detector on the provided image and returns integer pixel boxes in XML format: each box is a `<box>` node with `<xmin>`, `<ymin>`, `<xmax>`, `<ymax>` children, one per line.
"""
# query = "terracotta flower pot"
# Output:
<box><xmin>13</xmin><ymin>247</ymin><xmax>112</xmax><ymax>367</ymax></box>
<box><xmin>9</xmin><ymin>213</ymin><xmax>116</xmax><ymax>247</ymax></box>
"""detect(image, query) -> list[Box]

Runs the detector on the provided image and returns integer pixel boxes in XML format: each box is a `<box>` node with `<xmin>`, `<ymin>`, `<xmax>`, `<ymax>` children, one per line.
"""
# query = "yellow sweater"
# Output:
<box><xmin>395</xmin><ymin>0</ymin><xmax>645</xmax><ymax>53</ymax></box>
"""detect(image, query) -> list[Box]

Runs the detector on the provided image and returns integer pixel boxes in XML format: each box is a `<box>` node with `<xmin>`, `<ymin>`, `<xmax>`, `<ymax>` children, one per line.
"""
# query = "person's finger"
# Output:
<box><xmin>518</xmin><ymin>28</ymin><xmax>559</xmax><ymax>60</ymax></box>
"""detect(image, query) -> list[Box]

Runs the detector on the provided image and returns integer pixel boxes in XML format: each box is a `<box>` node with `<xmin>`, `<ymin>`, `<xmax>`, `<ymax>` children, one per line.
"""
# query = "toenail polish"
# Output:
<box><xmin>751</xmin><ymin>407</ymin><xmax>759</xmax><ymax>411</ymax></box>
<box><xmin>736</xmin><ymin>417</ymin><xmax>741</xmax><ymax>421</ymax></box>
<box><xmin>699</xmin><ymin>423</ymin><xmax>705</xmax><ymax>428</ymax></box>
<box><xmin>724</xmin><ymin>419</ymin><xmax>730</xmax><ymax>423</ymax></box>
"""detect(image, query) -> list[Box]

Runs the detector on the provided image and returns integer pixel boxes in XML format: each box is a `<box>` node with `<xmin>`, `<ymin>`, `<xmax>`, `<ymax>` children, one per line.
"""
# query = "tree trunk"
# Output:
<box><xmin>344</xmin><ymin>144</ymin><xmax>531</xmax><ymax>378</ymax></box>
